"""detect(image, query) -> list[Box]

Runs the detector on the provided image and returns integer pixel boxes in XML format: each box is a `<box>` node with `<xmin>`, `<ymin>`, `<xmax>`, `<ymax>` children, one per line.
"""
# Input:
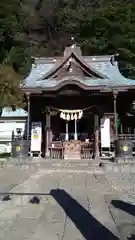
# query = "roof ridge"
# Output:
<box><xmin>39</xmin><ymin>51</ymin><xmax>109</xmax><ymax>80</ymax></box>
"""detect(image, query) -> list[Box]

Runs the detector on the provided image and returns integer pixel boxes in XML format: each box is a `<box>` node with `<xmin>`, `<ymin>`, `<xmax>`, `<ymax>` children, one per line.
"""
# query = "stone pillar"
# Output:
<box><xmin>94</xmin><ymin>114</ymin><xmax>100</xmax><ymax>160</ymax></box>
<box><xmin>65</xmin><ymin>121</ymin><xmax>69</xmax><ymax>141</ymax></box>
<box><xmin>74</xmin><ymin>119</ymin><xmax>78</xmax><ymax>140</ymax></box>
<box><xmin>113</xmin><ymin>91</ymin><xmax>118</xmax><ymax>140</ymax></box>
<box><xmin>26</xmin><ymin>93</ymin><xmax>30</xmax><ymax>141</ymax></box>
<box><xmin>45</xmin><ymin>108</ymin><xmax>52</xmax><ymax>158</ymax></box>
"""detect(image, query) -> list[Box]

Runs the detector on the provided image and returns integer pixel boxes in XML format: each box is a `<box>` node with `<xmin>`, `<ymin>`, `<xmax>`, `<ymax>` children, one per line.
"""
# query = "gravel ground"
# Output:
<box><xmin>106</xmin><ymin>172</ymin><xmax>135</xmax><ymax>204</ymax></box>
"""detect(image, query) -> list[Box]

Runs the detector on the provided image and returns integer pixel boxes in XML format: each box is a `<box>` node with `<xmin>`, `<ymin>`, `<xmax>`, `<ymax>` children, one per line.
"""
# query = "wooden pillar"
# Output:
<box><xmin>74</xmin><ymin>119</ymin><xmax>78</xmax><ymax>140</ymax></box>
<box><xmin>45</xmin><ymin>108</ymin><xmax>51</xmax><ymax>158</ymax></box>
<box><xmin>26</xmin><ymin>93</ymin><xmax>30</xmax><ymax>141</ymax></box>
<box><xmin>94</xmin><ymin>114</ymin><xmax>100</xmax><ymax>159</ymax></box>
<box><xmin>113</xmin><ymin>91</ymin><xmax>118</xmax><ymax>140</ymax></box>
<box><xmin>65</xmin><ymin>121</ymin><xmax>69</xmax><ymax>141</ymax></box>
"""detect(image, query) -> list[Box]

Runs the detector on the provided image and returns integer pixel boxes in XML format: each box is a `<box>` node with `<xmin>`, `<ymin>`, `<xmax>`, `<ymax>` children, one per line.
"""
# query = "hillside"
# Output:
<box><xmin>1</xmin><ymin>0</ymin><xmax>135</xmax><ymax>79</ymax></box>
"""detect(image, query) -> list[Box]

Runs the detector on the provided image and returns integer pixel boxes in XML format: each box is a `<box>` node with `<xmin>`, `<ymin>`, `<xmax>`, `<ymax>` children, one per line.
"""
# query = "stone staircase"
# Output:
<box><xmin>1</xmin><ymin>158</ymin><xmax>104</xmax><ymax>173</ymax></box>
<box><xmin>29</xmin><ymin>158</ymin><xmax>103</xmax><ymax>173</ymax></box>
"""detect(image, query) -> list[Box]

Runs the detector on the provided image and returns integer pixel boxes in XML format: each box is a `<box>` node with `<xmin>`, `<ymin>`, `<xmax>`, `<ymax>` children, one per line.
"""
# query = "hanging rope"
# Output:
<box><xmin>45</xmin><ymin>105</ymin><xmax>101</xmax><ymax>121</ymax></box>
<box><xmin>60</xmin><ymin>110</ymin><xmax>83</xmax><ymax>121</ymax></box>
<box><xmin>49</xmin><ymin>105</ymin><xmax>100</xmax><ymax>113</ymax></box>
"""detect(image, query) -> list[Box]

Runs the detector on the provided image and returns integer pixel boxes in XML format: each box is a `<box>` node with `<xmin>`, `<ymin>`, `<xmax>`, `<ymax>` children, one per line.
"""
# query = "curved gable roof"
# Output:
<box><xmin>41</xmin><ymin>49</ymin><xmax>106</xmax><ymax>80</ymax></box>
<box><xmin>24</xmin><ymin>45</ymin><xmax>135</xmax><ymax>89</ymax></box>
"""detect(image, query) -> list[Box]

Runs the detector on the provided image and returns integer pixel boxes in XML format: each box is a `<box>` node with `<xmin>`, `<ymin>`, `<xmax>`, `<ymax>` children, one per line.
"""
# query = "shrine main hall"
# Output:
<box><xmin>23</xmin><ymin>43</ymin><xmax>135</xmax><ymax>160</ymax></box>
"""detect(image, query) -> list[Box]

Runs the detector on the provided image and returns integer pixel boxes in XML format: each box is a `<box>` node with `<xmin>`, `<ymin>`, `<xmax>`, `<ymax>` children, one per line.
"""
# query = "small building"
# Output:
<box><xmin>0</xmin><ymin>108</ymin><xmax>27</xmax><ymax>154</ymax></box>
<box><xmin>22</xmin><ymin>44</ymin><xmax>135</xmax><ymax>159</ymax></box>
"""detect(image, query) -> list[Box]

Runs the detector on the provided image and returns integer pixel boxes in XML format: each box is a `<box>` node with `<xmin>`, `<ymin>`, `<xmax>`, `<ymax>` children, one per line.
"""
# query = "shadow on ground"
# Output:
<box><xmin>112</xmin><ymin>200</ymin><xmax>135</xmax><ymax>217</ymax></box>
<box><xmin>50</xmin><ymin>189</ymin><xmax>119</xmax><ymax>240</ymax></box>
<box><xmin>127</xmin><ymin>236</ymin><xmax>135</xmax><ymax>240</ymax></box>
<box><xmin>111</xmin><ymin>200</ymin><xmax>135</xmax><ymax>240</ymax></box>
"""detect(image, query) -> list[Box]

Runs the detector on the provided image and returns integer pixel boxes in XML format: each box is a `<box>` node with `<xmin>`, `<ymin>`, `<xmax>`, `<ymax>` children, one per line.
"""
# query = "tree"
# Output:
<box><xmin>1</xmin><ymin>0</ymin><xmax>135</xmax><ymax>80</ymax></box>
<box><xmin>0</xmin><ymin>1</ymin><xmax>30</xmax><ymax>109</ymax></box>
<box><xmin>0</xmin><ymin>64</ymin><xmax>24</xmax><ymax>108</ymax></box>
<box><xmin>0</xmin><ymin>0</ymin><xmax>31</xmax><ymax>75</ymax></box>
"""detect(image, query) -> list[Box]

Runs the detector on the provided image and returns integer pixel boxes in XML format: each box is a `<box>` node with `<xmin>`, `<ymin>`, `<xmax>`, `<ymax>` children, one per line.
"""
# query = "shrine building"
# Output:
<box><xmin>22</xmin><ymin>43</ymin><xmax>135</xmax><ymax>160</ymax></box>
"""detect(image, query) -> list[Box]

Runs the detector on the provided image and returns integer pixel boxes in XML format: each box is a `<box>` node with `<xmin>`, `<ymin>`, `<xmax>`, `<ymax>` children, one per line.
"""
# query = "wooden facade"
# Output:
<box><xmin>22</xmin><ymin>44</ymin><xmax>135</xmax><ymax>159</ymax></box>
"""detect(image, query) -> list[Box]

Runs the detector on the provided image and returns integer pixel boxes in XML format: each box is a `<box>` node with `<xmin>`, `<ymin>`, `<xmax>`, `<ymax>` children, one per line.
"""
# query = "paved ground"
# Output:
<box><xmin>0</xmin><ymin>163</ymin><xmax>135</xmax><ymax>239</ymax></box>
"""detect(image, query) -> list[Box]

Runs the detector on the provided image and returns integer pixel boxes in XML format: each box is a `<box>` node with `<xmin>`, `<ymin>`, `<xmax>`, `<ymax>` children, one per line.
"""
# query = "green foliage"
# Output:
<box><xmin>20</xmin><ymin>0</ymin><xmax>135</xmax><ymax>78</ymax></box>
<box><xmin>0</xmin><ymin>64</ymin><xmax>24</xmax><ymax>108</ymax></box>
<box><xmin>0</xmin><ymin>0</ymin><xmax>30</xmax><ymax>107</ymax></box>
<box><xmin>0</xmin><ymin>0</ymin><xmax>134</xmax><ymax>75</ymax></box>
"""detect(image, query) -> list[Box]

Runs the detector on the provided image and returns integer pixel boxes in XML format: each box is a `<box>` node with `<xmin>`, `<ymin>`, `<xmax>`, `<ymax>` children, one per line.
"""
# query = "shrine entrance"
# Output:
<box><xmin>51</xmin><ymin>111</ymin><xmax>95</xmax><ymax>142</ymax></box>
<box><xmin>22</xmin><ymin>42</ymin><xmax>135</xmax><ymax>161</ymax></box>
<box><xmin>48</xmin><ymin>105</ymin><xmax>99</xmax><ymax>160</ymax></box>
<box><xmin>30</xmin><ymin>88</ymin><xmax>105</xmax><ymax>159</ymax></box>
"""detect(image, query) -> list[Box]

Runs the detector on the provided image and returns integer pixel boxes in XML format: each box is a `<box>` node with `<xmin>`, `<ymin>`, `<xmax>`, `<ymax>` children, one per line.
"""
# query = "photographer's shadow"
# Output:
<box><xmin>111</xmin><ymin>200</ymin><xmax>135</xmax><ymax>240</ymax></box>
<box><xmin>50</xmin><ymin>189</ymin><xmax>119</xmax><ymax>240</ymax></box>
<box><xmin>111</xmin><ymin>200</ymin><xmax>135</xmax><ymax>217</ymax></box>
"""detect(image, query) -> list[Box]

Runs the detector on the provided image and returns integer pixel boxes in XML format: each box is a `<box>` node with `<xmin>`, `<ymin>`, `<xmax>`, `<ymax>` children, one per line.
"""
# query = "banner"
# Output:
<box><xmin>100</xmin><ymin>117</ymin><xmax>110</xmax><ymax>148</ymax></box>
<box><xmin>31</xmin><ymin>122</ymin><xmax>42</xmax><ymax>152</ymax></box>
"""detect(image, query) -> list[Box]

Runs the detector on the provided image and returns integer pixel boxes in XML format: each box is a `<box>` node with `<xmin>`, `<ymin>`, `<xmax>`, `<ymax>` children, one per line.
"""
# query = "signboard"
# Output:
<box><xmin>100</xmin><ymin>117</ymin><xmax>110</xmax><ymax>148</ymax></box>
<box><xmin>31</xmin><ymin>122</ymin><xmax>42</xmax><ymax>152</ymax></box>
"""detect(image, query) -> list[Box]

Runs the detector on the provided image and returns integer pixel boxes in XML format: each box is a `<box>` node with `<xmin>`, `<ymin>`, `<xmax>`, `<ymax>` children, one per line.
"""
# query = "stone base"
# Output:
<box><xmin>64</xmin><ymin>156</ymin><xmax>81</xmax><ymax>160</ymax></box>
<box><xmin>103</xmin><ymin>161</ymin><xmax>135</xmax><ymax>173</ymax></box>
<box><xmin>115</xmin><ymin>156</ymin><xmax>135</xmax><ymax>163</ymax></box>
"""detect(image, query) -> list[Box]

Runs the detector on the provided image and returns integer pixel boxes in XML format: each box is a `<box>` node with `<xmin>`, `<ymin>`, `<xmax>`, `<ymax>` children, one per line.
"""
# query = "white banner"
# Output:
<box><xmin>31</xmin><ymin>122</ymin><xmax>42</xmax><ymax>152</ymax></box>
<box><xmin>100</xmin><ymin>117</ymin><xmax>110</xmax><ymax>148</ymax></box>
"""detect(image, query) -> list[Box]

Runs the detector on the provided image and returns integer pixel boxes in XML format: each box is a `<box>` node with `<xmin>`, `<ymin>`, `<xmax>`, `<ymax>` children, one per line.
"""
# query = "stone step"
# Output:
<box><xmin>6</xmin><ymin>158</ymin><xmax>100</xmax><ymax>167</ymax></box>
<box><xmin>102</xmin><ymin>162</ymin><xmax>135</xmax><ymax>173</ymax></box>
<box><xmin>0</xmin><ymin>158</ymin><xmax>104</xmax><ymax>173</ymax></box>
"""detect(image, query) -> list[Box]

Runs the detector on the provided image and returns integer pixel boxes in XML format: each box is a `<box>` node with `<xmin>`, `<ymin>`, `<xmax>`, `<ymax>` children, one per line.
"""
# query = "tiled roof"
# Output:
<box><xmin>24</xmin><ymin>49</ymin><xmax>135</xmax><ymax>89</ymax></box>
